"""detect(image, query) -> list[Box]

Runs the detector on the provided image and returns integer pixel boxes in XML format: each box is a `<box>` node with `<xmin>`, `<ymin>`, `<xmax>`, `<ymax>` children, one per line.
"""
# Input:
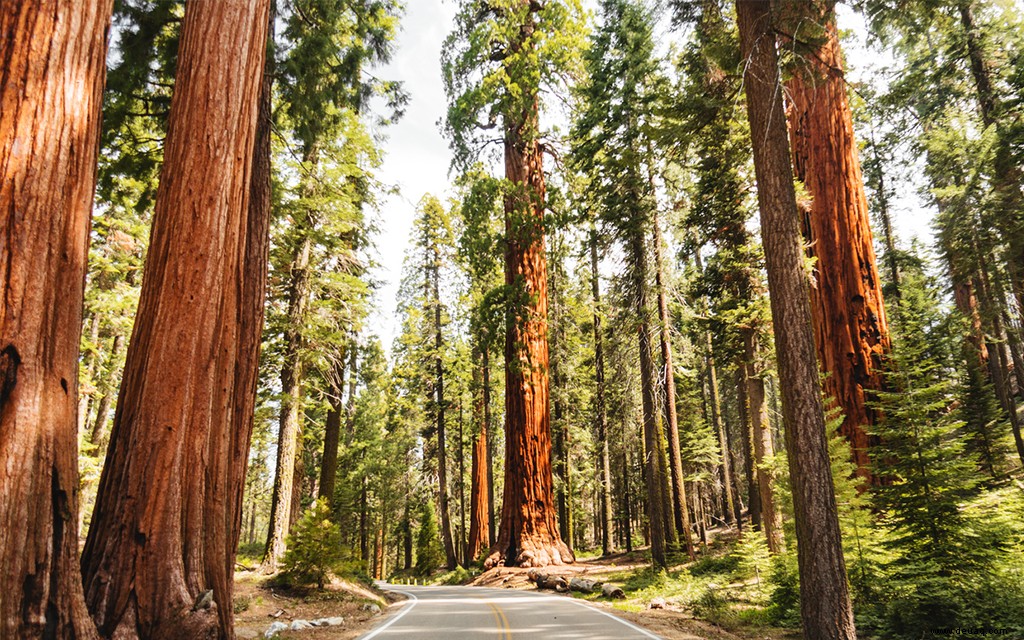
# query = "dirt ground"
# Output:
<box><xmin>232</xmin><ymin>570</ymin><xmax>397</xmax><ymax>639</ymax></box>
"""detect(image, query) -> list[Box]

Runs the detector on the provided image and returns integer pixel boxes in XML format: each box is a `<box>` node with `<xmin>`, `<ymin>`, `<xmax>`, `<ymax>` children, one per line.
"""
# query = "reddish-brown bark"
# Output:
<box><xmin>80</xmin><ymin>1</ymin><xmax>270</xmax><ymax>637</ymax></box>
<box><xmin>484</xmin><ymin>102</ymin><xmax>572</xmax><ymax>569</ymax></box>
<box><xmin>467</xmin><ymin>350</ymin><xmax>491</xmax><ymax>562</ymax></box>
<box><xmin>0</xmin><ymin>2</ymin><xmax>113</xmax><ymax>637</ymax></box>
<box><xmin>780</xmin><ymin>0</ymin><xmax>891</xmax><ymax>485</ymax></box>
<box><xmin>737</xmin><ymin>0</ymin><xmax>856</xmax><ymax>637</ymax></box>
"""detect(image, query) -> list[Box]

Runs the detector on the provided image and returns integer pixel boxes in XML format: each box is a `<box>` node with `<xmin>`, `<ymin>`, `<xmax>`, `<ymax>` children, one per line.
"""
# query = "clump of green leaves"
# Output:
<box><xmin>279</xmin><ymin>499</ymin><xmax>345</xmax><ymax>589</ymax></box>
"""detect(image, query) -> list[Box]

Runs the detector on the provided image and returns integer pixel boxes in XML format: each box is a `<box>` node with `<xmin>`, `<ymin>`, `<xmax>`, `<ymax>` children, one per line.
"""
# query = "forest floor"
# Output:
<box><xmin>232</xmin><ymin>569</ymin><xmax>393</xmax><ymax>639</ymax></box>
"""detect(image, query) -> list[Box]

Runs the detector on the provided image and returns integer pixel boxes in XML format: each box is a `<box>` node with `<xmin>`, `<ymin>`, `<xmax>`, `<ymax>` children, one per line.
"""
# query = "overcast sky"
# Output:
<box><xmin>367</xmin><ymin>1</ymin><xmax>937</xmax><ymax>353</ymax></box>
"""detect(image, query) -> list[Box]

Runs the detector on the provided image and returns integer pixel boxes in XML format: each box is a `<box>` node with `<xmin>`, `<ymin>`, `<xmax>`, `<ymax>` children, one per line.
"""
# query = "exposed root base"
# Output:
<box><xmin>483</xmin><ymin>539</ymin><xmax>575</xmax><ymax>569</ymax></box>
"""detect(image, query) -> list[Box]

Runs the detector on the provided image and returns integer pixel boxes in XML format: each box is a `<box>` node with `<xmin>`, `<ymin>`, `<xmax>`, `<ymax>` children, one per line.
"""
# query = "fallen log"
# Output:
<box><xmin>527</xmin><ymin>569</ymin><xmax>569</xmax><ymax>592</ymax></box>
<box><xmin>568</xmin><ymin>577</ymin><xmax>603</xmax><ymax>594</ymax></box>
<box><xmin>601</xmin><ymin>583</ymin><xmax>626</xmax><ymax>599</ymax></box>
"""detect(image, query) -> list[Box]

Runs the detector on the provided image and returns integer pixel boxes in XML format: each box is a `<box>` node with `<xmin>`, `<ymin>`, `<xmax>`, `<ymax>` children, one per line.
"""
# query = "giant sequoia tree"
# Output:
<box><xmin>0</xmin><ymin>2</ymin><xmax>113</xmax><ymax>636</ymax></box>
<box><xmin>735</xmin><ymin>0</ymin><xmax>856</xmax><ymax>637</ymax></box>
<box><xmin>777</xmin><ymin>0</ymin><xmax>891</xmax><ymax>484</ymax></box>
<box><xmin>444</xmin><ymin>0</ymin><xmax>583</xmax><ymax>568</ymax></box>
<box><xmin>80</xmin><ymin>1</ymin><xmax>271</xmax><ymax>637</ymax></box>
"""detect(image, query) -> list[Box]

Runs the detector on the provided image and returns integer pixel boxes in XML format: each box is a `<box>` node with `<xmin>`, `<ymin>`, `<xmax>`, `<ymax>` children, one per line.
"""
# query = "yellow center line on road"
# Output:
<box><xmin>472</xmin><ymin>592</ymin><xmax>512</xmax><ymax>639</ymax></box>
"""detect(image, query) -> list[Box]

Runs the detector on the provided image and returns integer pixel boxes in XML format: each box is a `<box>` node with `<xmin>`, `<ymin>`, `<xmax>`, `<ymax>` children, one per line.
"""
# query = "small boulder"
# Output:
<box><xmin>323</xmin><ymin>617</ymin><xmax>344</xmax><ymax>626</ymax></box>
<box><xmin>264</xmin><ymin>621</ymin><xmax>288</xmax><ymax>638</ymax></box>
<box><xmin>289</xmin><ymin>619</ymin><xmax>314</xmax><ymax>630</ymax></box>
<box><xmin>361</xmin><ymin>603</ymin><xmax>382</xmax><ymax>614</ymax></box>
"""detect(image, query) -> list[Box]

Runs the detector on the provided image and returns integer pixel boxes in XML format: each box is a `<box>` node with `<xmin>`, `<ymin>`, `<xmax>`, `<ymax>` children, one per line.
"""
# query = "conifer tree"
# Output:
<box><xmin>444</xmin><ymin>0</ymin><xmax>583</xmax><ymax>568</ymax></box>
<box><xmin>571</xmin><ymin>0</ymin><xmax>682</xmax><ymax>568</ymax></box>
<box><xmin>735</xmin><ymin>0</ymin><xmax>857</xmax><ymax>636</ymax></box>
<box><xmin>0</xmin><ymin>2</ymin><xmax>114</xmax><ymax>636</ymax></box>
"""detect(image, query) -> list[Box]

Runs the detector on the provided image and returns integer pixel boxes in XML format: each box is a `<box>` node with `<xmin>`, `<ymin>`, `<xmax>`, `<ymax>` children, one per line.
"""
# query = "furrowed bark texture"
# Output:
<box><xmin>736</xmin><ymin>0</ymin><xmax>856</xmax><ymax>637</ymax></box>
<box><xmin>780</xmin><ymin>0</ymin><xmax>890</xmax><ymax>485</ymax></box>
<box><xmin>485</xmin><ymin>103</ymin><xmax>572</xmax><ymax>569</ymax></box>
<box><xmin>80</xmin><ymin>1</ymin><xmax>270</xmax><ymax>638</ymax></box>
<box><xmin>0</xmin><ymin>2</ymin><xmax>113</xmax><ymax>637</ymax></box>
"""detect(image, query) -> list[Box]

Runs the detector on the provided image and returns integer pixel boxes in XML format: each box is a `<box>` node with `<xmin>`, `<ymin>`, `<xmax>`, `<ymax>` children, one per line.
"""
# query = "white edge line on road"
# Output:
<box><xmin>357</xmin><ymin>587</ymin><xmax>418</xmax><ymax>640</ymax></box>
<box><xmin>557</xmin><ymin>595</ymin><xmax>663</xmax><ymax>640</ymax></box>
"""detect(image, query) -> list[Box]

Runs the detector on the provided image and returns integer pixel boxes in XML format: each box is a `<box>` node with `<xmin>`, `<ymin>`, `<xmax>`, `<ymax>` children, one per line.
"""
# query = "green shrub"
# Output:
<box><xmin>280</xmin><ymin>499</ymin><xmax>345</xmax><ymax>589</ymax></box>
<box><xmin>415</xmin><ymin>500</ymin><xmax>445</xmax><ymax>576</ymax></box>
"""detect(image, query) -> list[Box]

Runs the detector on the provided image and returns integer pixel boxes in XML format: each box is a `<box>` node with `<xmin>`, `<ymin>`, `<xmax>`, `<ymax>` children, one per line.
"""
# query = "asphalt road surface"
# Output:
<box><xmin>357</xmin><ymin>582</ymin><xmax>663</xmax><ymax>639</ymax></box>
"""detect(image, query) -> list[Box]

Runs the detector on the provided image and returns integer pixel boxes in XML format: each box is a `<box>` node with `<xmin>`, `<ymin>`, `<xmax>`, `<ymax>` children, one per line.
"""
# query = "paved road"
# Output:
<box><xmin>357</xmin><ymin>582</ymin><xmax>662</xmax><ymax>639</ymax></box>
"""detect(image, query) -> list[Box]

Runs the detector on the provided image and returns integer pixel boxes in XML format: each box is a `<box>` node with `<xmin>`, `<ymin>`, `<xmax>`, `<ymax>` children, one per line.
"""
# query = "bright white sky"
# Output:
<box><xmin>367</xmin><ymin>1</ymin><xmax>937</xmax><ymax>353</ymax></box>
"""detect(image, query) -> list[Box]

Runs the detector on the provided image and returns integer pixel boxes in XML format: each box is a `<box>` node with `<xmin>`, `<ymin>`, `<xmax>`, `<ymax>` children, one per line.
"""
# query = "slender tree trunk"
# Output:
<box><xmin>779</xmin><ymin>0</ymin><xmax>890</xmax><ymax>486</ymax></box>
<box><xmin>737</xmin><ymin>1</ymin><xmax>856</xmax><ymax>637</ymax></box>
<box><xmin>590</xmin><ymin>227</ymin><xmax>615</xmax><ymax>556</ymax></box>
<box><xmin>707</xmin><ymin>340</ymin><xmax>736</xmax><ymax>527</ymax></box>
<box><xmin>744</xmin><ymin>329</ymin><xmax>785</xmax><ymax>554</ymax></box>
<box><xmin>432</xmin><ymin>260</ymin><xmax>458</xmax><ymax>571</ymax></box>
<box><xmin>458</xmin><ymin>401</ymin><xmax>467</xmax><ymax>567</ymax></box>
<box><xmin>403</xmin><ymin>496</ymin><xmax>413</xmax><ymax>571</ymax></box>
<box><xmin>629</xmin><ymin>227</ymin><xmax>670</xmax><ymax>568</ymax></box>
<box><xmin>0</xmin><ymin>2</ymin><xmax>113</xmax><ymax>636</ymax></box>
<box><xmin>653</xmin><ymin>212</ymin><xmax>695</xmax><ymax>559</ymax></box>
<box><xmin>79</xmin><ymin>313</ymin><xmax>102</xmax><ymax>431</ymax></box>
<box><xmin>262</xmin><ymin>232</ymin><xmax>311</xmax><ymax>573</ymax></box>
<box><xmin>81</xmin><ymin>1</ymin><xmax>271</xmax><ymax>636</ymax></box>
<box><xmin>485</xmin><ymin>96</ymin><xmax>572</xmax><ymax>568</ymax></box>
<box><xmin>90</xmin><ymin>334</ymin><xmax>125</xmax><ymax>445</ymax></box>
<box><xmin>360</xmin><ymin>480</ymin><xmax>369</xmax><ymax>563</ymax></box>
<box><xmin>736</xmin><ymin>365</ymin><xmax>761</xmax><ymax>529</ymax></box>
<box><xmin>318</xmin><ymin>354</ymin><xmax>347</xmax><ymax>504</ymax></box>
<box><xmin>550</xmin><ymin>253</ymin><xmax>574</xmax><ymax>550</ymax></box>
<box><xmin>622</xmin><ymin>451</ymin><xmax>633</xmax><ymax>553</ymax></box>
<box><xmin>484</xmin><ymin>347</ymin><xmax>496</xmax><ymax>546</ymax></box>
<box><xmin>468</xmin><ymin>347</ymin><xmax>491</xmax><ymax>561</ymax></box>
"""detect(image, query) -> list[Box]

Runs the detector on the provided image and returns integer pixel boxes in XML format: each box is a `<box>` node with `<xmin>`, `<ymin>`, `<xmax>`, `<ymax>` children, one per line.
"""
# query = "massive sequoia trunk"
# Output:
<box><xmin>0</xmin><ymin>2</ymin><xmax>113</xmax><ymax>636</ymax></box>
<box><xmin>779</xmin><ymin>0</ymin><xmax>890</xmax><ymax>485</ymax></box>
<box><xmin>484</xmin><ymin>103</ymin><xmax>572</xmax><ymax>569</ymax></box>
<box><xmin>736</xmin><ymin>1</ymin><xmax>856</xmax><ymax>638</ymax></box>
<box><xmin>589</xmin><ymin>228</ymin><xmax>615</xmax><ymax>556</ymax></box>
<box><xmin>80</xmin><ymin>1</ymin><xmax>271</xmax><ymax>637</ymax></box>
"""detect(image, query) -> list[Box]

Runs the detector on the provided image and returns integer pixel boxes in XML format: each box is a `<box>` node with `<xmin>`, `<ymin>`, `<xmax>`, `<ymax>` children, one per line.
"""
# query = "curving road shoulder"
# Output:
<box><xmin>358</xmin><ymin>582</ymin><xmax>662</xmax><ymax>639</ymax></box>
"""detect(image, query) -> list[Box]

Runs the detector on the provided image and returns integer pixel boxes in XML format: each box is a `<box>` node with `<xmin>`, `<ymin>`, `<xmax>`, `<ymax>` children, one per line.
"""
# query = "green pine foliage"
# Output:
<box><xmin>280</xmin><ymin>500</ymin><xmax>347</xmax><ymax>589</ymax></box>
<box><xmin>869</xmin><ymin>250</ymin><xmax>1020</xmax><ymax>637</ymax></box>
<box><xmin>415</xmin><ymin>499</ymin><xmax>445</xmax><ymax>577</ymax></box>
